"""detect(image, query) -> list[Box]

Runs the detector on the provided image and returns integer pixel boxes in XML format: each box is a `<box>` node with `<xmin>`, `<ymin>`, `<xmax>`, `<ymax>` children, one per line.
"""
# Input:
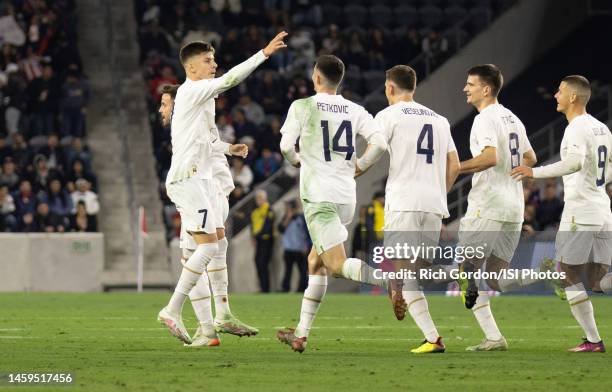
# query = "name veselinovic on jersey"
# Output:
<box><xmin>280</xmin><ymin>92</ymin><xmax>382</xmax><ymax>205</ymax></box>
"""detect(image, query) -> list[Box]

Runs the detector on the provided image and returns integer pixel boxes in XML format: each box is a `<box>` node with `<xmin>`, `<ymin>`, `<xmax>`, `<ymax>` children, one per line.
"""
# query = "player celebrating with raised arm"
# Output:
<box><xmin>157</xmin><ymin>32</ymin><xmax>287</xmax><ymax>345</ymax></box>
<box><xmin>276</xmin><ymin>55</ymin><xmax>403</xmax><ymax>353</ymax></box>
<box><xmin>512</xmin><ymin>75</ymin><xmax>612</xmax><ymax>353</ymax></box>
<box><xmin>458</xmin><ymin>64</ymin><xmax>540</xmax><ymax>352</ymax></box>
<box><xmin>375</xmin><ymin>65</ymin><xmax>460</xmax><ymax>354</ymax></box>
<box><xmin>158</xmin><ymin>85</ymin><xmax>258</xmax><ymax>347</ymax></box>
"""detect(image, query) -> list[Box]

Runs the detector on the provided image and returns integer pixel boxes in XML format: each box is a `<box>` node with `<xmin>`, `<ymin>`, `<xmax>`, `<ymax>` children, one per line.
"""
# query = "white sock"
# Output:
<box><xmin>497</xmin><ymin>270</ymin><xmax>538</xmax><ymax>292</ymax></box>
<box><xmin>168</xmin><ymin>243</ymin><xmax>218</xmax><ymax>314</ymax></box>
<box><xmin>189</xmin><ymin>273</ymin><xmax>213</xmax><ymax>326</ymax></box>
<box><xmin>340</xmin><ymin>258</ymin><xmax>387</xmax><ymax>288</ymax></box>
<box><xmin>295</xmin><ymin>275</ymin><xmax>328</xmax><ymax>338</ymax></box>
<box><xmin>472</xmin><ymin>291</ymin><xmax>503</xmax><ymax>341</ymax></box>
<box><xmin>566</xmin><ymin>283</ymin><xmax>601</xmax><ymax>343</ymax></box>
<box><xmin>208</xmin><ymin>237</ymin><xmax>231</xmax><ymax>319</ymax></box>
<box><xmin>599</xmin><ymin>272</ymin><xmax>612</xmax><ymax>293</ymax></box>
<box><xmin>403</xmin><ymin>278</ymin><xmax>439</xmax><ymax>342</ymax></box>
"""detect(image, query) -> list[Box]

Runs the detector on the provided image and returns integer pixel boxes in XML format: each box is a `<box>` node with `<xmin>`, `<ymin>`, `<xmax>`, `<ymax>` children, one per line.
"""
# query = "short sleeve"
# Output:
<box><xmin>374</xmin><ymin>110</ymin><xmax>392</xmax><ymax>143</ymax></box>
<box><xmin>445</xmin><ymin>119</ymin><xmax>456</xmax><ymax>152</ymax></box>
<box><xmin>280</xmin><ymin>101</ymin><xmax>302</xmax><ymax>137</ymax></box>
<box><xmin>471</xmin><ymin>113</ymin><xmax>497</xmax><ymax>150</ymax></box>
<box><xmin>357</xmin><ymin>107</ymin><xmax>382</xmax><ymax>141</ymax></box>
<box><xmin>517</xmin><ymin>119</ymin><xmax>533</xmax><ymax>154</ymax></box>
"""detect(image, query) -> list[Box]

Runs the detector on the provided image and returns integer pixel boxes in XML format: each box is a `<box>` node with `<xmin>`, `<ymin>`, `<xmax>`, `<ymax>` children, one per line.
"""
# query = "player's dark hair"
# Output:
<box><xmin>160</xmin><ymin>84</ymin><xmax>179</xmax><ymax>99</ymax></box>
<box><xmin>315</xmin><ymin>55</ymin><xmax>345</xmax><ymax>87</ymax></box>
<box><xmin>179</xmin><ymin>41</ymin><xmax>214</xmax><ymax>65</ymax></box>
<box><xmin>468</xmin><ymin>64</ymin><xmax>503</xmax><ymax>97</ymax></box>
<box><xmin>385</xmin><ymin>65</ymin><xmax>417</xmax><ymax>92</ymax></box>
<box><xmin>562</xmin><ymin>75</ymin><xmax>591</xmax><ymax>104</ymax></box>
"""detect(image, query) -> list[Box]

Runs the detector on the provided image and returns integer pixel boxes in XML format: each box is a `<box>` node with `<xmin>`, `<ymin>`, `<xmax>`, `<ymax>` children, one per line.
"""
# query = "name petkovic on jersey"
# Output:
<box><xmin>373</xmin><ymin>268</ymin><xmax>566</xmax><ymax>282</ymax></box>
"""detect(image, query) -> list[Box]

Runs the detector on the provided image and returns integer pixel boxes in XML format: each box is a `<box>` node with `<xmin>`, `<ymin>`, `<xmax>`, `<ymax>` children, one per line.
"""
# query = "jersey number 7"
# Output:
<box><xmin>321</xmin><ymin>120</ymin><xmax>354</xmax><ymax>161</ymax></box>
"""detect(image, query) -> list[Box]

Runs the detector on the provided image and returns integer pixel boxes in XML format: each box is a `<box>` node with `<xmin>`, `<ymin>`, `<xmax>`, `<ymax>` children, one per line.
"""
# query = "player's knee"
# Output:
<box><xmin>559</xmin><ymin>262</ymin><xmax>582</xmax><ymax>287</ymax></box>
<box><xmin>185</xmin><ymin>243</ymin><xmax>219</xmax><ymax>272</ymax></box>
<box><xmin>486</xmin><ymin>278</ymin><xmax>501</xmax><ymax>292</ymax></box>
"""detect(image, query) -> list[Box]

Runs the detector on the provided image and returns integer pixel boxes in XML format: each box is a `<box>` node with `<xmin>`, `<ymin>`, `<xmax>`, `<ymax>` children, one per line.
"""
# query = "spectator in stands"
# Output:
<box><xmin>217</xmin><ymin>28</ymin><xmax>244</xmax><ymax>67</ymax></box>
<box><xmin>216</xmin><ymin>112</ymin><xmax>235</xmax><ymax>143</ymax></box>
<box><xmin>536</xmin><ymin>182</ymin><xmax>563</xmax><ymax>230</ymax></box>
<box><xmin>19</xmin><ymin>46</ymin><xmax>42</xmax><ymax>82</ymax></box>
<box><xmin>67</xmin><ymin>158</ymin><xmax>97</xmax><ymax>192</ymax></box>
<box><xmin>522</xmin><ymin>204</ymin><xmax>539</xmax><ymax>238</ymax></box>
<box><xmin>0</xmin><ymin>157</ymin><xmax>19</xmax><ymax>191</ymax></box>
<box><xmin>17</xmin><ymin>212</ymin><xmax>35</xmax><ymax>232</ymax></box>
<box><xmin>26</xmin><ymin>61</ymin><xmax>59</xmax><ymax>136</ymax></box>
<box><xmin>162</xmin><ymin>3</ymin><xmax>192</xmax><ymax>48</ymax></box>
<box><xmin>365</xmin><ymin>191</ymin><xmax>385</xmax><ymax>245</ymax></box>
<box><xmin>70</xmin><ymin>178</ymin><xmax>99</xmax><ymax>216</ymax></box>
<box><xmin>46</xmin><ymin>178</ymin><xmax>73</xmax><ymax>222</ymax></box>
<box><xmin>230</xmin><ymin>157</ymin><xmax>254</xmax><ymax>192</ymax></box>
<box><xmin>232</xmin><ymin>108</ymin><xmax>259</xmax><ymax>140</ymax></box>
<box><xmin>232</xmin><ymin>94</ymin><xmax>265</xmax><ymax>126</ymax></box>
<box><xmin>229</xmin><ymin>183</ymin><xmax>245</xmax><ymax>207</ymax></box>
<box><xmin>70</xmin><ymin>200</ymin><xmax>97</xmax><ymax>232</ymax></box>
<box><xmin>523</xmin><ymin>178</ymin><xmax>540</xmax><ymax>205</ymax></box>
<box><xmin>259</xmin><ymin>115</ymin><xmax>282</xmax><ymax>153</ymax></box>
<box><xmin>181</xmin><ymin>24</ymin><xmax>222</xmax><ymax>52</ymax></box>
<box><xmin>254</xmin><ymin>147</ymin><xmax>281</xmax><ymax>182</ymax></box>
<box><xmin>193</xmin><ymin>1</ymin><xmax>225</xmax><ymax>34</ymax></box>
<box><xmin>287</xmin><ymin>28</ymin><xmax>315</xmax><ymax>76</ymax></box>
<box><xmin>278</xmin><ymin>199</ymin><xmax>309</xmax><ymax>292</ymax></box>
<box><xmin>368</xmin><ymin>28</ymin><xmax>392</xmax><ymax>70</ymax></box>
<box><xmin>351</xmin><ymin>205</ymin><xmax>369</xmax><ymax>262</ymax></box>
<box><xmin>0</xmin><ymin>183</ymin><xmax>17</xmax><ymax>231</ymax></box>
<box><xmin>253</xmin><ymin>70</ymin><xmax>286</xmax><ymax>114</ymax></box>
<box><xmin>149</xmin><ymin>65</ymin><xmax>178</xmax><ymax>103</ymax></box>
<box><xmin>33</xmin><ymin>154</ymin><xmax>54</xmax><ymax>193</ymax></box>
<box><xmin>33</xmin><ymin>201</ymin><xmax>64</xmax><ymax>232</ymax></box>
<box><xmin>14</xmin><ymin>179</ymin><xmax>37</xmax><ymax>218</ymax></box>
<box><xmin>251</xmin><ymin>189</ymin><xmax>275</xmax><ymax>293</ymax></box>
<box><xmin>64</xmin><ymin>137</ymin><xmax>91</xmax><ymax>170</ymax></box>
<box><xmin>9</xmin><ymin>132</ymin><xmax>33</xmax><ymax>171</ymax></box>
<box><xmin>38</xmin><ymin>133</ymin><xmax>66</xmax><ymax>171</ymax></box>
<box><xmin>321</xmin><ymin>24</ymin><xmax>342</xmax><ymax>55</ymax></box>
<box><xmin>285</xmin><ymin>76</ymin><xmax>311</xmax><ymax>102</ymax></box>
<box><xmin>4</xmin><ymin>63</ymin><xmax>28</xmax><ymax>135</ymax></box>
<box><xmin>422</xmin><ymin>30</ymin><xmax>449</xmax><ymax>69</ymax></box>
<box><xmin>346</xmin><ymin>31</ymin><xmax>367</xmax><ymax>69</ymax></box>
<box><xmin>0</xmin><ymin>135</ymin><xmax>10</xmax><ymax>162</ymax></box>
<box><xmin>60</xmin><ymin>67</ymin><xmax>89</xmax><ymax>138</ymax></box>
<box><xmin>138</xmin><ymin>20</ymin><xmax>172</xmax><ymax>63</ymax></box>
<box><xmin>242</xmin><ymin>25</ymin><xmax>266</xmax><ymax>56</ymax></box>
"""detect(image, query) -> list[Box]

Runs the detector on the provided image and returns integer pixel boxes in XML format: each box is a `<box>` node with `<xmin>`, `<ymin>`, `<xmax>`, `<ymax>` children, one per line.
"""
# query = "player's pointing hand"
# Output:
<box><xmin>510</xmin><ymin>165</ymin><xmax>533</xmax><ymax>181</ymax></box>
<box><xmin>230</xmin><ymin>144</ymin><xmax>248</xmax><ymax>158</ymax></box>
<box><xmin>263</xmin><ymin>31</ymin><xmax>288</xmax><ymax>57</ymax></box>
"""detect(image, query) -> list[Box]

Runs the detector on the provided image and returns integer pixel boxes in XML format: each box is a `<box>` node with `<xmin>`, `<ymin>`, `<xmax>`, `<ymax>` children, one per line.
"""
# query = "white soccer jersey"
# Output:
<box><xmin>166</xmin><ymin>50</ymin><xmax>267</xmax><ymax>185</ymax></box>
<box><xmin>280</xmin><ymin>92</ymin><xmax>381</xmax><ymax>204</ymax></box>
<box><xmin>466</xmin><ymin>103</ymin><xmax>532</xmax><ymax>223</ymax></box>
<box><xmin>375</xmin><ymin>101</ymin><xmax>456</xmax><ymax>217</ymax></box>
<box><xmin>558</xmin><ymin>114</ymin><xmax>612</xmax><ymax>225</ymax></box>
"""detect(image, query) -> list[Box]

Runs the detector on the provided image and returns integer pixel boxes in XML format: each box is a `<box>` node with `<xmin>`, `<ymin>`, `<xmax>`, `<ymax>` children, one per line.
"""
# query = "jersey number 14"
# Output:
<box><xmin>321</xmin><ymin>120</ymin><xmax>354</xmax><ymax>161</ymax></box>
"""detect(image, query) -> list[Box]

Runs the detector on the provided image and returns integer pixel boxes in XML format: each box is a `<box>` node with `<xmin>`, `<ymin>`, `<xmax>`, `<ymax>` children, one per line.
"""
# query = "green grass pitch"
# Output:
<box><xmin>1</xmin><ymin>293</ymin><xmax>611</xmax><ymax>391</ymax></box>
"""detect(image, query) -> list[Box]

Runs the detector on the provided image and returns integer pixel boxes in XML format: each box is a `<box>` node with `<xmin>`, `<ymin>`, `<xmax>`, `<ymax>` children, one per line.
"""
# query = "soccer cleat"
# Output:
<box><xmin>214</xmin><ymin>314</ymin><xmax>259</xmax><ymax>337</ymax></box>
<box><xmin>411</xmin><ymin>337</ymin><xmax>446</xmax><ymax>354</ymax></box>
<box><xmin>540</xmin><ymin>258</ymin><xmax>566</xmax><ymax>300</ymax></box>
<box><xmin>567</xmin><ymin>338</ymin><xmax>605</xmax><ymax>353</ymax></box>
<box><xmin>388</xmin><ymin>282</ymin><xmax>407</xmax><ymax>321</ymax></box>
<box><xmin>458</xmin><ymin>263</ymin><xmax>479</xmax><ymax>309</ymax></box>
<box><xmin>157</xmin><ymin>307</ymin><xmax>192</xmax><ymax>344</ymax></box>
<box><xmin>276</xmin><ymin>328</ymin><xmax>307</xmax><ymax>353</ymax></box>
<box><xmin>185</xmin><ymin>325</ymin><xmax>220</xmax><ymax>347</ymax></box>
<box><xmin>465</xmin><ymin>336</ymin><xmax>508</xmax><ymax>351</ymax></box>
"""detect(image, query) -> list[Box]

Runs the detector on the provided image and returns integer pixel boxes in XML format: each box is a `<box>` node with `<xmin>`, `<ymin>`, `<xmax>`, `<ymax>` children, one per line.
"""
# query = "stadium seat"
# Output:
<box><xmin>343</xmin><ymin>4</ymin><xmax>368</xmax><ymax>27</ymax></box>
<box><xmin>369</xmin><ymin>5</ymin><xmax>392</xmax><ymax>28</ymax></box>
<box><xmin>444</xmin><ymin>5</ymin><xmax>468</xmax><ymax>26</ymax></box>
<box><xmin>419</xmin><ymin>5</ymin><xmax>444</xmax><ymax>29</ymax></box>
<box><xmin>362</xmin><ymin>70</ymin><xmax>386</xmax><ymax>93</ymax></box>
<box><xmin>393</xmin><ymin>5</ymin><xmax>418</xmax><ymax>27</ymax></box>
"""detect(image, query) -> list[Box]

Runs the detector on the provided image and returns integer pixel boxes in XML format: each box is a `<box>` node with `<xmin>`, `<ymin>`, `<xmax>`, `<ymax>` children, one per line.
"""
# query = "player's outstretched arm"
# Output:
<box><xmin>200</xmin><ymin>31</ymin><xmax>288</xmax><ymax>101</ymax></box>
<box><xmin>459</xmin><ymin>146</ymin><xmax>497</xmax><ymax>174</ymax></box>
<box><xmin>511</xmin><ymin>152</ymin><xmax>583</xmax><ymax>181</ymax></box>
<box><xmin>446</xmin><ymin>151</ymin><xmax>460</xmax><ymax>193</ymax></box>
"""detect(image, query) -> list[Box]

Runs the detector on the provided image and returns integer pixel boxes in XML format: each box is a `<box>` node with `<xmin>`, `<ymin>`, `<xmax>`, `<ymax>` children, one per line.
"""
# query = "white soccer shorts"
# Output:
<box><xmin>302</xmin><ymin>199</ymin><xmax>355</xmax><ymax>255</ymax></box>
<box><xmin>384</xmin><ymin>211</ymin><xmax>442</xmax><ymax>262</ymax></box>
<box><xmin>555</xmin><ymin>218</ymin><xmax>612</xmax><ymax>266</ymax></box>
<box><xmin>166</xmin><ymin>177</ymin><xmax>219</xmax><ymax>236</ymax></box>
<box><xmin>458</xmin><ymin>217</ymin><xmax>521</xmax><ymax>263</ymax></box>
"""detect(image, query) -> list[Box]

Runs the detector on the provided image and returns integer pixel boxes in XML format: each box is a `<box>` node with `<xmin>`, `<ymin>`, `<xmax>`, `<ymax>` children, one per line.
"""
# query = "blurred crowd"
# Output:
<box><xmin>0</xmin><ymin>0</ymin><xmax>98</xmax><ymax>233</ymax></box>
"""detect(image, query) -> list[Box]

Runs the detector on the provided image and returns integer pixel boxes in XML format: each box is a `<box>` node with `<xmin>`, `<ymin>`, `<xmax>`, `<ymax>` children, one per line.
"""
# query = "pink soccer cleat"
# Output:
<box><xmin>567</xmin><ymin>338</ymin><xmax>605</xmax><ymax>353</ymax></box>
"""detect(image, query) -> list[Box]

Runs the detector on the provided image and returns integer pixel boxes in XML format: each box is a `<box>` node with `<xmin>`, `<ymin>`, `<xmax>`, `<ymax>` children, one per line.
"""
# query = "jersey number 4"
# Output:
<box><xmin>417</xmin><ymin>124</ymin><xmax>434</xmax><ymax>164</ymax></box>
<box><xmin>321</xmin><ymin>120</ymin><xmax>354</xmax><ymax>161</ymax></box>
<box><xmin>597</xmin><ymin>145</ymin><xmax>607</xmax><ymax>186</ymax></box>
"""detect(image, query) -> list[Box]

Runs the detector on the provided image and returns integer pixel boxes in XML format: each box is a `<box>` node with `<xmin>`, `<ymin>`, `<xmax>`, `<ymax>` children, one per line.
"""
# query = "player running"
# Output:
<box><xmin>375</xmin><ymin>65</ymin><xmax>460</xmax><ymax>354</ymax></box>
<box><xmin>458</xmin><ymin>64</ymin><xmax>541</xmax><ymax>351</ymax></box>
<box><xmin>157</xmin><ymin>32</ymin><xmax>287</xmax><ymax>345</ymax></box>
<box><xmin>512</xmin><ymin>75</ymin><xmax>612</xmax><ymax>353</ymax></box>
<box><xmin>158</xmin><ymin>85</ymin><xmax>258</xmax><ymax>347</ymax></box>
<box><xmin>276</xmin><ymin>55</ymin><xmax>403</xmax><ymax>353</ymax></box>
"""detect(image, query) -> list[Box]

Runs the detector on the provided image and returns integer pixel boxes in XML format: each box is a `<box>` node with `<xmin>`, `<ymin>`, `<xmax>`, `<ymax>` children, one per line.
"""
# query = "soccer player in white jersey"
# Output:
<box><xmin>375</xmin><ymin>65</ymin><xmax>460</xmax><ymax>354</ymax></box>
<box><xmin>512</xmin><ymin>75</ymin><xmax>612</xmax><ymax>353</ymax></box>
<box><xmin>157</xmin><ymin>33</ymin><xmax>288</xmax><ymax>345</ymax></box>
<box><xmin>276</xmin><ymin>55</ymin><xmax>403</xmax><ymax>353</ymax></box>
<box><xmin>458</xmin><ymin>64</ymin><xmax>539</xmax><ymax>351</ymax></box>
<box><xmin>158</xmin><ymin>85</ymin><xmax>258</xmax><ymax>347</ymax></box>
